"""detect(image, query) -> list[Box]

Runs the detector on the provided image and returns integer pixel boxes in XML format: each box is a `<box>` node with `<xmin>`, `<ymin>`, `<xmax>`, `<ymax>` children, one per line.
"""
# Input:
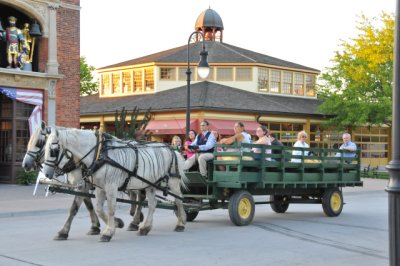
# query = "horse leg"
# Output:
<box><xmin>169</xmin><ymin>177</ymin><xmax>186</xmax><ymax>232</ymax></box>
<box><xmin>94</xmin><ymin>188</ymin><xmax>109</xmax><ymax>236</ymax></box>
<box><xmin>127</xmin><ymin>190</ymin><xmax>144</xmax><ymax>231</ymax></box>
<box><xmin>99</xmin><ymin>187</ymin><xmax>119</xmax><ymax>242</ymax></box>
<box><xmin>138</xmin><ymin>187</ymin><xmax>156</xmax><ymax>236</ymax></box>
<box><xmin>82</xmin><ymin>183</ymin><xmax>101</xmax><ymax>235</ymax></box>
<box><xmin>54</xmin><ymin>195</ymin><xmax>83</xmax><ymax>240</ymax></box>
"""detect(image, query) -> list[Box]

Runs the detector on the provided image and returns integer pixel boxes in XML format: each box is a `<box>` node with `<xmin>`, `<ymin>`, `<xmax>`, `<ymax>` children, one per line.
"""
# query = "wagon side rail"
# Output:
<box><xmin>213</xmin><ymin>143</ymin><xmax>362</xmax><ymax>189</ymax></box>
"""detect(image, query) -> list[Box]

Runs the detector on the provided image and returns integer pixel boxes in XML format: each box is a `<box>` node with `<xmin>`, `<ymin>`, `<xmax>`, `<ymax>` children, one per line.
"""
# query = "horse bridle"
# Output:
<box><xmin>43</xmin><ymin>137</ymin><xmax>99</xmax><ymax>178</ymax></box>
<box><xmin>25</xmin><ymin>131</ymin><xmax>47</xmax><ymax>170</ymax></box>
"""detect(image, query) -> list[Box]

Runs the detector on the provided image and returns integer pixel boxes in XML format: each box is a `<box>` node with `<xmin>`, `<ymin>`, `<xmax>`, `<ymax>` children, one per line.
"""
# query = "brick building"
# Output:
<box><xmin>0</xmin><ymin>0</ymin><xmax>80</xmax><ymax>183</ymax></box>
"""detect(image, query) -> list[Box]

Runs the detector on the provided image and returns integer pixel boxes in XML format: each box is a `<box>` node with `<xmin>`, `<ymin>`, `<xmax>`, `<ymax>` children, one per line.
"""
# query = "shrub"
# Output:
<box><xmin>16</xmin><ymin>170</ymin><xmax>38</xmax><ymax>185</ymax></box>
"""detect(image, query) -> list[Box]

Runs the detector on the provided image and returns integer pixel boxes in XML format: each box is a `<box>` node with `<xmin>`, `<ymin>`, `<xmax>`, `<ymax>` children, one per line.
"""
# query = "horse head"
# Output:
<box><xmin>42</xmin><ymin>127</ymin><xmax>97</xmax><ymax>178</ymax></box>
<box><xmin>22</xmin><ymin>121</ymin><xmax>51</xmax><ymax>171</ymax></box>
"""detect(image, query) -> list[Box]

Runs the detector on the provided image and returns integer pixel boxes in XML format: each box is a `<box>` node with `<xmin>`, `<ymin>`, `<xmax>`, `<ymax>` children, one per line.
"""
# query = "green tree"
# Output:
<box><xmin>80</xmin><ymin>56</ymin><xmax>98</xmax><ymax>96</ymax></box>
<box><xmin>317</xmin><ymin>12</ymin><xmax>394</xmax><ymax>129</ymax></box>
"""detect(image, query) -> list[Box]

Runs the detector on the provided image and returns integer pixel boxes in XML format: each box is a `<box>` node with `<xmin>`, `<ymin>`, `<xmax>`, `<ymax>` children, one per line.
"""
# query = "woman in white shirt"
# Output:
<box><xmin>291</xmin><ymin>130</ymin><xmax>309</xmax><ymax>163</ymax></box>
<box><xmin>218</xmin><ymin>121</ymin><xmax>252</xmax><ymax>161</ymax></box>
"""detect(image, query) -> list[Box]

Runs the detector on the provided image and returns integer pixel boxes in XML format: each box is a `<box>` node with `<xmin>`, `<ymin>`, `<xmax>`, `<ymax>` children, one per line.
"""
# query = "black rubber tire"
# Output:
<box><xmin>228</xmin><ymin>190</ymin><xmax>255</xmax><ymax>226</ymax></box>
<box><xmin>322</xmin><ymin>188</ymin><xmax>343</xmax><ymax>217</ymax></box>
<box><xmin>270</xmin><ymin>195</ymin><xmax>290</xmax><ymax>213</ymax></box>
<box><xmin>185</xmin><ymin>211</ymin><xmax>199</xmax><ymax>222</ymax></box>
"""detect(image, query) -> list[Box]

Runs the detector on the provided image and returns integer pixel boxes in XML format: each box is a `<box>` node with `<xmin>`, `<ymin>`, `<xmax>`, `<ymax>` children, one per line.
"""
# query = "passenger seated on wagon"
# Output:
<box><xmin>183</xmin><ymin>120</ymin><xmax>216</xmax><ymax>178</ymax></box>
<box><xmin>269</xmin><ymin>133</ymin><xmax>284</xmax><ymax>161</ymax></box>
<box><xmin>291</xmin><ymin>130</ymin><xmax>309</xmax><ymax>163</ymax></box>
<box><xmin>335</xmin><ymin>133</ymin><xmax>357</xmax><ymax>163</ymax></box>
<box><xmin>251</xmin><ymin>125</ymin><xmax>271</xmax><ymax>161</ymax></box>
<box><xmin>171</xmin><ymin>135</ymin><xmax>182</xmax><ymax>152</ymax></box>
<box><xmin>217</xmin><ymin>121</ymin><xmax>252</xmax><ymax>167</ymax></box>
<box><xmin>183</xmin><ymin>130</ymin><xmax>197</xmax><ymax>159</ymax></box>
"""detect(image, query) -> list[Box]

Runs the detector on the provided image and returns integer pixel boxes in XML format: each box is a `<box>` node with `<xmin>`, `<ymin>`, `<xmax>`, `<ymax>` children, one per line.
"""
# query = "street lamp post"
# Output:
<box><xmin>186</xmin><ymin>31</ymin><xmax>210</xmax><ymax>137</ymax></box>
<box><xmin>386</xmin><ymin>0</ymin><xmax>400</xmax><ymax>265</ymax></box>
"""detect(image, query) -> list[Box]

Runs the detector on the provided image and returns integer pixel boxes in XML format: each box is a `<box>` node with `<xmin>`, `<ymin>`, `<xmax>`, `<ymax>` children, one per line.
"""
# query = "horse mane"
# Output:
<box><xmin>27</xmin><ymin>127</ymin><xmax>42</xmax><ymax>150</ymax></box>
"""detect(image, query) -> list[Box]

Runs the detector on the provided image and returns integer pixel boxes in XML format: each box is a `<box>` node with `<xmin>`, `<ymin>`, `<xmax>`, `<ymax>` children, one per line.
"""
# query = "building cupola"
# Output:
<box><xmin>195</xmin><ymin>8</ymin><xmax>224</xmax><ymax>42</ymax></box>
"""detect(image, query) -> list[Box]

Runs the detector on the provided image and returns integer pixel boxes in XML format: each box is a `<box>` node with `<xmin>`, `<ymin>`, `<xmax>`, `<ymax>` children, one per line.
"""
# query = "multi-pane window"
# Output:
<box><xmin>236</xmin><ymin>67</ymin><xmax>252</xmax><ymax>81</ymax></box>
<box><xmin>16</xmin><ymin>119</ymin><xmax>30</xmax><ymax>162</ymax></box>
<box><xmin>122</xmin><ymin>71</ymin><xmax>132</xmax><ymax>93</ymax></box>
<box><xmin>216</xmin><ymin>67</ymin><xmax>233</xmax><ymax>81</ymax></box>
<box><xmin>294</xmin><ymin>73</ymin><xmax>304</xmax><ymax>95</ymax></box>
<box><xmin>258</xmin><ymin>68</ymin><xmax>269</xmax><ymax>92</ymax></box>
<box><xmin>101</xmin><ymin>74</ymin><xmax>110</xmax><ymax>95</ymax></box>
<box><xmin>306</xmin><ymin>75</ymin><xmax>315</xmax><ymax>96</ymax></box>
<box><xmin>270</xmin><ymin>70</ymin><xmax>281</xmax><ymax>93</ymax></box>
<box><xmin>160</xmin><ymin>67</ymin><xmax>176</xmax><ymax>80</ymax></box>
<box><xmin>145</xmin><ymin>68</ymin><xmax>154</xmax><ymax>91</ymax></box>
<box><xmin>282</xmin><ymin>72</ymin><xmax>292</xmax><ymax>94</ymax></box>
<box><xmin>354</xmin><ymin>127</ymin><xmax>389</xmax><ymax>161</ymax></box>
<box><xmin>13</xmin><ymin>101</ymin><xmax>34</xmax><ymax>162</ymax></box>
<box><xmin>133</xmin><ymin>70</ymin><xmax>142</xmax><ymax>92</ymax></box>
<box><xmin>112</xmin><ymin>72</ymin><xmax>121</xmax><ymax>94</ymax></box>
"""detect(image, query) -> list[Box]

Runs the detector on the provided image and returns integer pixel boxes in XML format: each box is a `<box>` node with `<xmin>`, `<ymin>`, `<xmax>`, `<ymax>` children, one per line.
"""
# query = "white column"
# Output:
<box><xmin>47</xmin><ymin>3</ymin><xmax>59</xmax><ymax>74</ymax></box>
<box><xmin>47</xmin><ymin>79</ymin><xmax>57</xmax><ymax>126</ymax></box>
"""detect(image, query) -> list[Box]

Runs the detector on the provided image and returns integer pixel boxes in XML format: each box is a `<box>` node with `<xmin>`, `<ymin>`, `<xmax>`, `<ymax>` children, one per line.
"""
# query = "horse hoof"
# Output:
<box><xmin>115</xmin><ymin>217</ymin><xmax>124</xmax><ymax>229</ymax></box>
<box><xmin>174</xmin><ymin>225</ymin><xmax>185</xmax><ymax>232</ymax></box>
<box><xmin>127</xmin><ymin>223</ymin><xmax>139</xmax><ymax>231</ymax></box>
<box><xmin>99</xmin><ymin>235</ymin><xmax>112</xmax><ymax>242</ymax></box>
<box><xmin>138</xmin><ymin>228</ymin><xmax>150</xmax><ymax>236</ymax></box>
<box><xmin>54</xmin><ymin>233</ymin><xmax>68</xmax><ymax>240</ymax></box>
<box><xmin>87</xmin><ymin>227</ymin><xmax>101</xmax><ymax>235</ymax></box>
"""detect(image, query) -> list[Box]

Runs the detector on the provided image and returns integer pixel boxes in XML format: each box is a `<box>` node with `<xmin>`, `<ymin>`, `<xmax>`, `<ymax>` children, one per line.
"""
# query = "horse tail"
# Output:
<box><xmin>174</xmin><ymin>150</ymin><xmax>189</xmax><ymax>191</ymax></box>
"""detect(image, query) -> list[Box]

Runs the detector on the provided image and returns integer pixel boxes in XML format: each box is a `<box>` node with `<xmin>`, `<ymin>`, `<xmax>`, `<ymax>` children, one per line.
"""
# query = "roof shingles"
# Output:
<box><xmin>80</xmin><ymin>81</ymin><xmax>322</xmax><ymax>117</ymax></box>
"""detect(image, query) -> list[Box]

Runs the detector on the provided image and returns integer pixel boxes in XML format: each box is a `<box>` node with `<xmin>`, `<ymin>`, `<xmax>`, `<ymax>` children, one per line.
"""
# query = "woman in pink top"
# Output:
<box><xmin>252</xmin><ymin>125</ymin><xmax>272</xmax><ymax>160</ymax></box>
<box><xmin>184</xmin><ymin>130</ymin><xmax>197</xmax><ymax>159</ymax></box>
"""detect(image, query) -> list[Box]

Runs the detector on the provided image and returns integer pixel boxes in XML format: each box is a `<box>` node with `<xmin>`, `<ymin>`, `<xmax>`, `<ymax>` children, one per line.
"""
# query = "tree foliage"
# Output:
<box><xmin>317</xmin><ymin>13</ymin><xmax>394</xmax><ymax>129</ymax></box>
<box><xmin>80</xmin><ymin>56</ymin><xmax>98</xmax><ymax>96</ymax></box>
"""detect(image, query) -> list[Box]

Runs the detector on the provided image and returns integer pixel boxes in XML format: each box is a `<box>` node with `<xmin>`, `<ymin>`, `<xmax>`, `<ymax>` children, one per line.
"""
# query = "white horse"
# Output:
<box><xmin>41</xmin><ymin>127</ymin><xmax>188</xmax><ymax>242</ymax></box>
<box><xmin>22</xmin><ymin>122</ymin><xmax>102</xmax><ymax>240</ymax></box>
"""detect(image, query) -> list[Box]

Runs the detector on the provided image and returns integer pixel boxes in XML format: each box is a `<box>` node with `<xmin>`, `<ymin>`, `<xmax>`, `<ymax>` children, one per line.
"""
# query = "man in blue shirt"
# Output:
<box><xmin>183</xmin><ymin>120</ymin><xmax>216</xmax><ymax>178</ymax></box>
<box><xmin>336</xmin><ymin>133</ymin><xmax>357</xmax><ymax>158</ymax></box>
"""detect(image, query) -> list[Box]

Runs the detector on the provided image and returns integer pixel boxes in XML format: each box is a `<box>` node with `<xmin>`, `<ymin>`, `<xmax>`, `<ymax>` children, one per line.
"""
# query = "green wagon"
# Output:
<box><xmin>183</xmin><ymin>143</ymin><xmax>362</xmax><ymax>226</ymax></box>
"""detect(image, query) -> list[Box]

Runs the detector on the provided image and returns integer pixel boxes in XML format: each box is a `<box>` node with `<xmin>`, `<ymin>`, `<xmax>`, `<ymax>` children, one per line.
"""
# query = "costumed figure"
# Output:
<box><xmin>1</xmin><ymin>16</ymin><xmax>27</xmax><ymax>69</ymax></box>
<box><xmin>18</xmin><ymin>23</ymin><xmax>32</xmax><ymax>68</ymax></box>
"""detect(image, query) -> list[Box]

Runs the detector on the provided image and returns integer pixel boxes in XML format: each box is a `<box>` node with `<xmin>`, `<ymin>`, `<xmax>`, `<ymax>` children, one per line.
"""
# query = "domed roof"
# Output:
<box><xmin>195</xmin><ymin>8</ymin><xmax>224</xmax><ymax>30</ymax></box>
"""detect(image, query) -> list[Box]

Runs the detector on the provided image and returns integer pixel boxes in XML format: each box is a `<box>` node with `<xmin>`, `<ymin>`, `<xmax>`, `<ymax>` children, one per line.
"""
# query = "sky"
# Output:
<box><xmin>80</xmin><ymin>0</ymin><xmax>395</xmax><ymax>72</ymax></box>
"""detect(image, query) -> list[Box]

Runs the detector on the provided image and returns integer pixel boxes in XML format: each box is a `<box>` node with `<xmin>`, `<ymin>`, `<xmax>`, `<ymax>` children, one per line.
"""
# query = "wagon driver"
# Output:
<box><xmin>183</xmin><ymin>120</ymin><xmax>216</xmax><ymax>178</ymax></box>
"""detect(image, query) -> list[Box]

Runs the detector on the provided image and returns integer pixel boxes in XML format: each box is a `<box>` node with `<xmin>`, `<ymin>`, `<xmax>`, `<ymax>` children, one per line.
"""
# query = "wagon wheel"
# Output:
<box><xmin>228</xmin><ymin>190</ymin><xmax>255</xmax><ymax>226</ymax></box>
<box><xmin>185</xmin><ymin>210</ymin><xmax>199</xmax><ymax>222</ymax></box>
<box><xmin>270</xmin><ymin>195</ymin><xmax>290</xmax><ymax>213</ymax></box>
<box><xmin>322</xmin><ymin>188</ymin><xmax>343</xmax><ymax>217</ymax></box>
<box><xmin>175</xmin><ymin>198</ymin><xmax>201</xmax><ymax>222</ymax></box>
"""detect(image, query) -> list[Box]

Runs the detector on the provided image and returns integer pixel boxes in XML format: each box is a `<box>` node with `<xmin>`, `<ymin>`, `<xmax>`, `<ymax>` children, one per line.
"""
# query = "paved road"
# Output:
<box><xmin>0</xmin><ymin>178</ymin><xmax>389</xmax><ymax>266</ymax></box>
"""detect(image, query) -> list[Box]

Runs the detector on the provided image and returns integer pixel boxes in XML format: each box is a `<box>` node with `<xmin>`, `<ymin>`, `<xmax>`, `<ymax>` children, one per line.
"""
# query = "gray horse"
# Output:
<box><xmin>41</xmin><ymin>127</ymin><xmax>188</xmax><ymax>242</ymax></box>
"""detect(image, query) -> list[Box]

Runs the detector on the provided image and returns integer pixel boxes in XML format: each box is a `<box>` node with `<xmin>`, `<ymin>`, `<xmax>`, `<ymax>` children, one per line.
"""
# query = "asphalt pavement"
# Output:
<box><xmin>0</xmin><ymin>178</ymin><xmax>391</xmax><ymax>266</ymax></box>
<box><xmin>0</xmin><ymin>178</ymin><xmax>388</xmax><ymax>217</ymax></box>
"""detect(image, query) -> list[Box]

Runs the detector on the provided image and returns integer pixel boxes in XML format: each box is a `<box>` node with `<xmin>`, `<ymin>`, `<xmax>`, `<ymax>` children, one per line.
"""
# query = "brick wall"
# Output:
<box><xmin>55</xmin><ymin>0</ymin><xmax>80</xmax><ymax>128</ymax></box>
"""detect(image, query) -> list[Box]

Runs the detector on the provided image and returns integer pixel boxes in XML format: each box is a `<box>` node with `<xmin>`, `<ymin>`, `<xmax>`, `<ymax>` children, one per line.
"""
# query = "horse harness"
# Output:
<box><xmin>46</xmin><ymin>131</ymin><xmax>183</xmax><ymax>200</ymax></box>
